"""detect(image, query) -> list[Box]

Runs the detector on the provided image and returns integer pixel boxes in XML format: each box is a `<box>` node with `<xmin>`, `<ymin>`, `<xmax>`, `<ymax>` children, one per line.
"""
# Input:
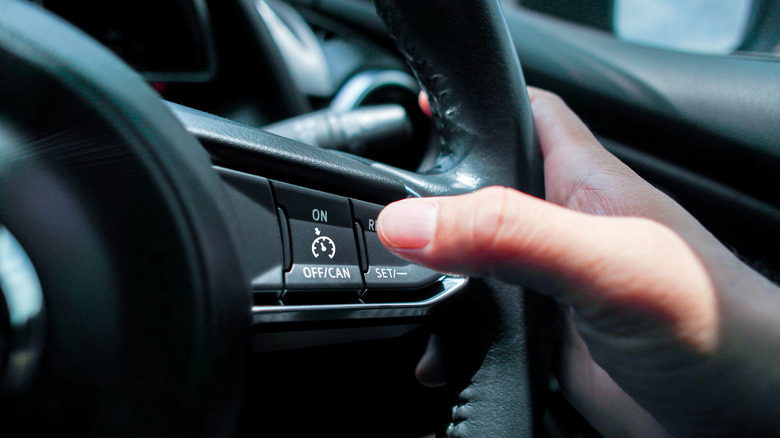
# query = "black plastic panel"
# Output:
<box><xmin>217</xmin><ymin>168</ymin><xmax>284</xmax><ymax>294</ymax></box>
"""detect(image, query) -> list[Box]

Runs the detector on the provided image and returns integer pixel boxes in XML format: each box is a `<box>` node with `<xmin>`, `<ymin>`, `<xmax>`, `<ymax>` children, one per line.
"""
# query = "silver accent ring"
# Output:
<box><xmin>0</xmin><ymin>224</ymin><xmax>45</xmax><ymax>394</ymax></box>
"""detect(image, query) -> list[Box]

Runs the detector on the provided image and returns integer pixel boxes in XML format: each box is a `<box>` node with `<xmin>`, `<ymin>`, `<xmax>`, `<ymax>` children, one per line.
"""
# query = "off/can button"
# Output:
<box><xmin>271</xmin><ymin>181</ymin><xmax>363</xmax><ymax>290</ymax></box>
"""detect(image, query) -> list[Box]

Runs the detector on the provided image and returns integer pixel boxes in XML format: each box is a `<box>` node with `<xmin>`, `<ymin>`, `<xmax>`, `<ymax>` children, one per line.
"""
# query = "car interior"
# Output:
<box><xmin>1</xmin><ymin>0</ymin><xmax>778</xmax><ymax>436</ymax></box>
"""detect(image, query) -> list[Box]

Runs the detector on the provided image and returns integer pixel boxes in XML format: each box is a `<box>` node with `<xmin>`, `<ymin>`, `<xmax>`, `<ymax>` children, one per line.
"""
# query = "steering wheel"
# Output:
<box><xmin>0</xmin><ymin>0</ymin><xmax>554</xmax><ymax>436</ymax></box>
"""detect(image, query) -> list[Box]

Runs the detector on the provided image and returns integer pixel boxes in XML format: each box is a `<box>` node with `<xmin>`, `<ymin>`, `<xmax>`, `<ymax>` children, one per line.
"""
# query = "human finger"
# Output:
<box><xmin>526</xmin><ymin>88</ymin><xmax>659</xmax><ymax>215</ymax></box>
<box><xmin>557</xmin><ymin>313</ymin><xmax>672</xmax><ymax>438</ymax></box>
<box><xmin>526</xmin><ymin>87</ymin><xmax>714</xmax><ymax>250</ymax></box>
<box><xmin>418</xmin><ymin>90</ymin><xmax>432</xmax><ymax>117</ymax></box>
<box><xmin>376</xmin><ymin>186</ymin><xmax>718</xmax><ymax>350</ymax></box>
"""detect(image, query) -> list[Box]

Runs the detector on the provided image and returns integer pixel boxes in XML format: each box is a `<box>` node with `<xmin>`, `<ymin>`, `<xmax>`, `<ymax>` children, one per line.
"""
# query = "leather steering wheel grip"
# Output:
<box><xmin>373</xmin><ymin>0</ymin><xmax>543</xmax><ymax>196</ymax></box>
<box><xmin>372</xmin><ymin>1</ymin><xmax>553</xmax><ymax>436</ymax></box>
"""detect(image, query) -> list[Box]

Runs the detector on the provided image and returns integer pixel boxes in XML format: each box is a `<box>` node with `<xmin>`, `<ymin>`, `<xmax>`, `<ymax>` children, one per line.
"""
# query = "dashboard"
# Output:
<box><xmin>38</xmin><ymin>0</ymin><xmax>216</xmax><ymax>81</ymax></box>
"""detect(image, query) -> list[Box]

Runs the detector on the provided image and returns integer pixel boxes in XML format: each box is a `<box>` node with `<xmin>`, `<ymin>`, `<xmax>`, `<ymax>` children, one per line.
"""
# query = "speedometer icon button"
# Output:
<box><xmin>311</xmin><ymin>235</ymin><xmax>336</xmax><ymax>259</ymax></box>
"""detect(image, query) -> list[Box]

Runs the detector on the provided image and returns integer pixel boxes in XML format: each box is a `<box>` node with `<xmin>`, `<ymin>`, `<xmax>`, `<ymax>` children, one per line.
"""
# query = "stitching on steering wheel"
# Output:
<box><xmin>374</xmin><ymin>5</ymin><xmax>457</xmax><ymax>159</ymax></box>
<box><xmin>444</xmin><ymin>390</ymin><xmax>474</xmax><ymax>437</ymax></box>
<box><xmin>372</xmin><ymin>5</ymin><xmax>485</xmax><ymax>433</ymax></box>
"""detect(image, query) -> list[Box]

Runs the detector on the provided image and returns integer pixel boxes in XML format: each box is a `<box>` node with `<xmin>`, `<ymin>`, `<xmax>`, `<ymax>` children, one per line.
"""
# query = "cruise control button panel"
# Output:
<box><xmin>215</xmin><ymin>169</ymin><xmax>468</xmax><ymax>326</ymax></box>
<box><xmin>248</xmin><ymin>178</ymin><xmax>468</xmax><ymax>312</ymax></box>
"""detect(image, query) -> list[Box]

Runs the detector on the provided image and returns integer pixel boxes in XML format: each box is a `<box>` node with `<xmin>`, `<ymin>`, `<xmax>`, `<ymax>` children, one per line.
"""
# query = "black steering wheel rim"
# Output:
<box><xmin>370</xmin><ymin>2</ymin><xmax>552</xmax><ymax>436</ymax></box>
<box><xmin>0</xmin><ymin>0</ymin><xmax>554</xmax><ymax>436</ymax></box>
<box><xmin>0</xmin><ymin>1</ymin><xmax>249</xmax><ymax>435</ymax></box>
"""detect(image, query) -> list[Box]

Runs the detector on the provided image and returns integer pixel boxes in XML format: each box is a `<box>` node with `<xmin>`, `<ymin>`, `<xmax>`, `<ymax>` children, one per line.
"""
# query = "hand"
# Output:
<box><xmin>377</xmin><ymin>88</ymin><xmax>780</xmax><ymax>437</ymax></box>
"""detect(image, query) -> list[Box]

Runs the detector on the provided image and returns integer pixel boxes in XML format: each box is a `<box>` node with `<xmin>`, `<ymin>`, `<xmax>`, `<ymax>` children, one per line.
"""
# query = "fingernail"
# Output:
<box><xmin>377</xmin><ymin>199</ymin><xmax>438</xmax><ymax>249</ymax></box>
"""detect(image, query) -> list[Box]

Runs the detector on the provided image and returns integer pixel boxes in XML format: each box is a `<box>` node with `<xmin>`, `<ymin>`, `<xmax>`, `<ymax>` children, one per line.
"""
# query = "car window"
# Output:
<box><xmin>614</xmin><ymin>0</ymin><xmax>752</xmax><ymax>54</ymax></box>
<box><xmin>506</xmin><ymin>0</ymin><xmax>780</xmax><ymax>57</ymax></box>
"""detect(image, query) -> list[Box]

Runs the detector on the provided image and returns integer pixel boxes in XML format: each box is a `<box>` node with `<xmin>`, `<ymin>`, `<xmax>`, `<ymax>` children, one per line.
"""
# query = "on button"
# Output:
<box><xmin>272</xmin><ymin>181</ymin><xmax>363</xmax><ymax>291</ymax></box>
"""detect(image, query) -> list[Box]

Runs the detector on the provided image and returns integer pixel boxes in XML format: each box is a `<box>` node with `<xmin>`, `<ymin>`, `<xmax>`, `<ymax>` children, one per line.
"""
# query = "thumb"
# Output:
<box><xmin>376</xmin><ymin>186</ymin><xmax>717</xmax><ymax>349</ymax></box>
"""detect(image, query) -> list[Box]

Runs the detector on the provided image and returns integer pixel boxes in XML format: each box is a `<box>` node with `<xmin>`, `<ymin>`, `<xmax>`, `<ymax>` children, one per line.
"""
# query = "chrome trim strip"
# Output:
<box><xmin>330</xmin><ymin>70</ymin><xmax>419</xmax><ymax>112</ymax></box>
<box><xmin>255</xmin><ymin>0</ymin><xmax>333</xmax><ymax>97</ymax></box>
<box><xmin>0</xmin><ymin>225</ymin><xmax>45</xmax><ymax>393</ymax></box>
<box><xmin>252</xmin><ymin>276</ymin><xmax>468</xmax><ymax>324</ymax></box>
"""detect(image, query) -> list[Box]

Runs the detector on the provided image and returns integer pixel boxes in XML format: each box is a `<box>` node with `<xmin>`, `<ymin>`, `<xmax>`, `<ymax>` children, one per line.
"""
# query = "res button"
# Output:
<box><xmin>351</xmin><ymin>199</ymin><xmax>442</xmax><ymax>290</ymax></box>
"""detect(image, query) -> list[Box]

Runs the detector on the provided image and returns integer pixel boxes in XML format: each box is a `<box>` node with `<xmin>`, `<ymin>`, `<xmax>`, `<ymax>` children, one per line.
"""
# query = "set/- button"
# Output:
<box><xmin>351</xmin><ymin>199</ymin><xmax>442</xmax><ymax>290</ymax></box>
